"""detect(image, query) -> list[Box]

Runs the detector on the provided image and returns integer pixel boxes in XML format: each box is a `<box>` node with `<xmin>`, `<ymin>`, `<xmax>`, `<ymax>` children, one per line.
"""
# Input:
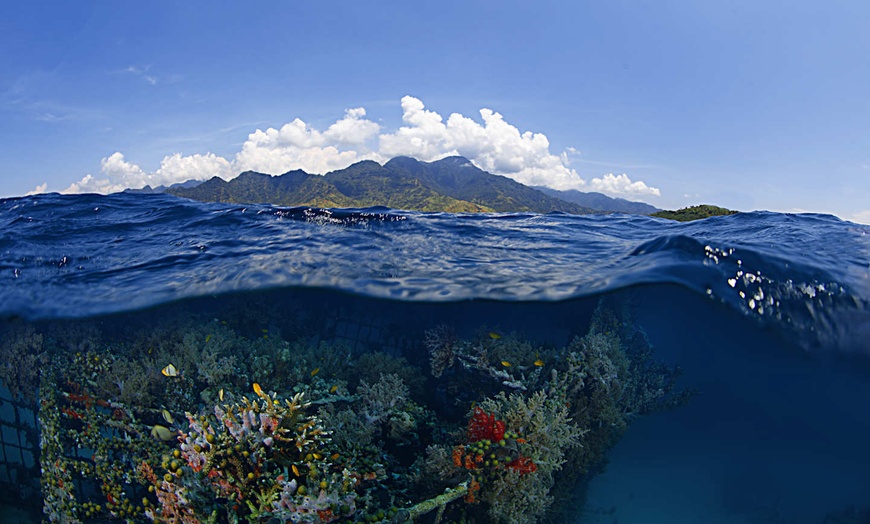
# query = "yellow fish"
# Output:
<box><xmin>218</xmin><ymin>388</ymin><xmax>225</xmax><ymax>402</ymax></box>
<box><xmin>329</xmin><ymin>385</ymin><xmax>338</xmax><ymax>394</ymax></box>
<box><xmin>261</xmin><ymin>329</ymin><xmax>269</xmax><ymax>333</ymax></box>
<box><xmin>291</xmin><ymin>464</ymin><xmax>300</xmax><ymax>476</ymax></box>
<box><xmin>205</xmin><ymin>334</ymin><xmax>212</xmax><ymax>343</ymax></box>
<box><xmin>489</xmin><ymin>332</ymin><xmax>502</xmax><ymax>340</ymax></box>
<box><xmin>501</xmin><ymin>360</ymin><xmax>512</xmax><ymax>367</ymax></box>
<box><xmin>330</xmin><ymin>453</ymin><xmax>340</xmax><ymax>460</ymax></box>
<box><xmin>161</xmin><ymin>364</ymin><xmax>178</xmax><ymax>377</ymax></box>
<box><xmin>310</xmin><ymin>368</ymin><xmax>320</xmax><ymax>377</ymax></box>
<box><xmin>150</xmin><ymin>425</ymin><xmax>175</xmax><ymax>442</ymax></box>
<box><xmin>161</xmin><ymin>409</ymin><xmax>174</xmax><ymax>425</ymax></box>
<box><xmin>252</xmin><ymin>383</ymin><xmax>266</xmax><ymax>398</ymax></box>
<box><xmin>534</xmin><ymin>359</ymin><xmax>544</xmax><ymax>367</ymax></box>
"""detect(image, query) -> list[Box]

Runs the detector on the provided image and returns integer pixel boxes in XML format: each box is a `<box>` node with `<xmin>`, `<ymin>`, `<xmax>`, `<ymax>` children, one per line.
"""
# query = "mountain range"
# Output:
<box><xmin>151</xmin><ymin>156</ymin><xmax>659</xmax><ymax>215</ymax></box>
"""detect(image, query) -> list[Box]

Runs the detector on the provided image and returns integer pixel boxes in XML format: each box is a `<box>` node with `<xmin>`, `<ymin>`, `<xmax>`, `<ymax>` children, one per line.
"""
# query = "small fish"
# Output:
<box><xmin>312</xmin><ymin>452</ymin><xmax>323</xmax><ymax>459</ymax></box>
<box><xmin>151</xmin><ymin>424</ymin><xmax>175</xmax><ymax>442</ymax></box>
<box><xmin>161</xmin><ymin>364</ymin><xmax>178</xmax><ymax>377</ymax></box>
<box><xmin>534</xmin><ymin>359</ymin><xmax>544</xmax><ymax>367</ymax></box>
<box><xmin>489</xmin><ymin>332</ymin><xmax>502</xmax><ymax>340</ymax></box>
<box><xmin>291</xmin><ymin>464</ymin><xmax>300</xmax><ymax>476</ymax></box>
<box><xmin>205</xmin><ymin>334</ymin><xmax>212</xmax><ymax>343</ymax></box>
<box><xmin>161</xmin><ymin>409</ymin><xmax>174</xmax><ymax>425</ymax></box>
<box><xmin>501</xmin><ymin>360</ymin><xmax>511</xmax><ymax>367</ymax></box>
<box><xmin>261</xmin><ymin>329</ymin><xmax>269</xmax><ymax>333</ymax></box>
<box><xmin>218</xmin><ymin>388</ymin><xmax>225</xmax><ymax>402</ymax></box>
<box><xmin>252</xmin><ymin>383</ymin><xmax>265</xmax><ymax>398</ymax></box>
<box><xmin>329</xmin><ymin>385</ymin><xmax>338</xmax><ymax>394</ymax></box>
<box><xmin>515</xmin><ymin>438</ymin><xmax>527</xmax><ymax>444</ymax></box>
<box><xmin>330</xmin><ymin>453</ymin><xmax>340</xmax><ymax>460</ymax></box>
<box><xmin>310</xmin><ymin>367</ymin><xmax>320</xmax><ymax>377</ymax></box>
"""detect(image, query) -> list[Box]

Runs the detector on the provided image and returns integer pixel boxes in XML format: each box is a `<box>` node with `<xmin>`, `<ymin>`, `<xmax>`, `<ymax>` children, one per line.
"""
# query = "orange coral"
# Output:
<box><xmin>452</xmin><ymin>445</ymin><xmax>464</xmax><ymax>467</ymax></box>
<box><xmin>465</xmin><ymin>478</ymin><xmax>480</xmax><ymax>504</ymax></box>
<box><xmin>506</xmin><ymin>455</ymin><xmax>537</xmax><ymax>474</ymax></box>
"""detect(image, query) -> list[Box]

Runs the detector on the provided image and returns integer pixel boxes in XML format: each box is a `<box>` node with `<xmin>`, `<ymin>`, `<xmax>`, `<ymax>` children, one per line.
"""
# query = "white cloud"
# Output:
<box><xmin>849</xmin><ymin>210</ymin><xmax>870</xmax><ymax>225</ymax></box>
<box><xmin>62</xmin><ymin>152</ymin><xmax>231</xmax><ymax>194</ymax></box>
<box><xmin>378</xmin><ymin>96</ymin><xmax>588</xmax><ymax>190</ymax></box>
<box><xmin>233</xmin><ymin>108</ymin><xmax>380</xmax><ymax>175</ymax></box>
<box><xmin>60</xmin><ymin>97</ymin><xmax>660</xmax><ymax>199</ymax></box>
<box><xmin>156</xmin><ymin>153</ymin><xmax>233</xmax><ymax>183</ymax></box>
<box><xmin>589</xmin><ymin>173</ymin><xmax>661</xmax><ymax>197</ymax></box>
<box><xmin>26</xmin><ymin>182</ymin><xmax>48</xmax><ymax>195</ymax></box>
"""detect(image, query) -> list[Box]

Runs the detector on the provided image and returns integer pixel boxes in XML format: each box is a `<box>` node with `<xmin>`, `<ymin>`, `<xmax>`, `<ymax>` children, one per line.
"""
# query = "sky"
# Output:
<box><xmin>1</xmin><ymin>1</ymin><xmax>868</xmax><ymax>222</ymax></box>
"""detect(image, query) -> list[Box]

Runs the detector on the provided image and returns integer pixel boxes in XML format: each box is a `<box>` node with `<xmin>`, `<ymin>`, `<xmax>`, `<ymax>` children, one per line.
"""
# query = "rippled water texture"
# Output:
<box><xmin>2</xmin><ymin>193</ymin><xmax>868</xmax><ymax>353</ymax></box>
<box><xmin>1</xmin><ymin>193</ymin><xmax>869</xmax><ymax>524</ymax></box>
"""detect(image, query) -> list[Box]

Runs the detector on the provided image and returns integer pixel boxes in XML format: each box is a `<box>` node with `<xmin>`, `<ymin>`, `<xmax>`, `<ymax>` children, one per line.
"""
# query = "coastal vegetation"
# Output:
<box><xmin>651</xmin><ymin>204</ymin><xmax>737</xmax><ymax>221</ymax></box>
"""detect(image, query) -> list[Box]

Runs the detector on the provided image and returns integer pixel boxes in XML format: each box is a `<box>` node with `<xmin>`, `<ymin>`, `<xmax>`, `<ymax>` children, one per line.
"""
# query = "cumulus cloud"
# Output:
<box><xmin>63</xmin><ymin>152</ymin><xmax>232</xmax><ymax>194</ymax></box>
<box><xmin>61</xmin><ymin>97</ymin><xmax>660</xmax><ymax>198</ymax></box>
<box><xmin>589</xmin><ymin>173</ymin><xmax>661</xmax><ymax>196</ymax></box>
<box><xmin>26</xmin><ymin>182</ymin><xmax>48</xmax><ymax>195</ymax></box>
<box><xmin>234</xmin><ymin>108</ymin><xmax>379</xmax><ymax>175</ymax></box>
<box><xmin>378</xmin><ymin>96</ymin><xmax>586</xmax><ymax>190</ymax></box>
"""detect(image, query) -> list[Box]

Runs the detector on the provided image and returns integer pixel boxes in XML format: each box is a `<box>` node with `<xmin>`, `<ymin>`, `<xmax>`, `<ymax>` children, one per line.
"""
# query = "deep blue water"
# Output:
<box><xmin>2</xmin><ymin>193</ymin><xmax>868</xmax><ymax>353</ymax></box>
<box><xmin>1</xmin><ymin>192</ymin><xmax>869</xmax><ymax>524</ymax></box>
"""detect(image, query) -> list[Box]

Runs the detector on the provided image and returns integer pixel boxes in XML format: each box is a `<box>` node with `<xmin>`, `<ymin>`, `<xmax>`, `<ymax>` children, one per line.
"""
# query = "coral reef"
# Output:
<box><xmin>144</xmin><ymin>387</ymin><xmax>356</xmax><ymax>523</ymax></box>
<box><xmin>0</xmin><ymin>323</ymin><xmax>48</xmax><ymax>401</ymax></box>
<box><xmin>16</xmin><ymin>297</ymin><xmax>692</xmax><ymax>524</ymax></box>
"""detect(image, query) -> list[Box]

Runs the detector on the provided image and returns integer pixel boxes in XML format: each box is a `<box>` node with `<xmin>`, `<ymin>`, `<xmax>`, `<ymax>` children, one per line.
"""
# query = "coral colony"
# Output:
<box><xmin>0</xmin><ymin>301</ymin><xmax>692</xmax><ymax>523</ymax></box>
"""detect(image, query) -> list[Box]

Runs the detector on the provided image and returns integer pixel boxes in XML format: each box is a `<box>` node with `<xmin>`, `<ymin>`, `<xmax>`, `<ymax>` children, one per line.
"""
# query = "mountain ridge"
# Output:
<box><xmin>533</xmin><ymin>186</ymin><xmax>661</xmax><ymax>214</ymax></box>
<box><xmin>162</xmin><ymin>156</ymin><xmax>664</xmax><ymax>215</ymax></box>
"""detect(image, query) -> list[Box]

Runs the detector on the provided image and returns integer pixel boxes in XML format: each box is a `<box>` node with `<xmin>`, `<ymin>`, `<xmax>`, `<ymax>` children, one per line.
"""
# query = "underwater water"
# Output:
<box><xmin>0</xmin><ymin>192</ymin><xmax>869</xmax><ymax>524</ymax></box>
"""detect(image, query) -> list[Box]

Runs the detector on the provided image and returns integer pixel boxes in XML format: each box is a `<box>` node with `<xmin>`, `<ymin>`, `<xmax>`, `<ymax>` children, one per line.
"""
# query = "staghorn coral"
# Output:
<box><xmin>479</xmin><ymin>391</ymin><xmax>584</xmax><ymax>478</ymax></box>
<box><xmin>357</xmin><ymin>373</ymin><xmax>422</xmax><ymax>441</ymax></box>
<box><xmin>25</xmin><ymin>293</ymin><xmax>693</xmax><ymax>524</ymax></box>
<box><xmin>317</xmin><ymin>405</ymin><xmax>377</xmax><ymax>450</ymax></box>
<box><xmin>147</xmin><ymin>387</ymin><xmax>356</xmax><ymax>523</ymax></box>
<box><xmin>355</xmin><ymin>351</ymin><xmax>426</xmax><ymax>399</ymax></box>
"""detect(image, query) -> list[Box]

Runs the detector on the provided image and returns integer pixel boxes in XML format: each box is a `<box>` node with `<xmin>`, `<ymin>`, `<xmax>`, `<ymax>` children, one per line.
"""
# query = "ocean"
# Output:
<box><xmin>0</xmin><ymin>192</ymin><xmax>868</xmax><ymax>524</ymax></box>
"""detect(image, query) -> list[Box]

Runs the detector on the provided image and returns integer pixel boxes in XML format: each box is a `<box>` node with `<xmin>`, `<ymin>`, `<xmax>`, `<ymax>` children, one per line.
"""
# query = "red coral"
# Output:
<box><xmin>467</xmin><ymin>407</ymin><xmax>505</xmax><ymax>442</ymax></box>
<box><xmin>506</xmin><ymin>455</ymin><xmax>537</xmax><ymax>474</ymax></box>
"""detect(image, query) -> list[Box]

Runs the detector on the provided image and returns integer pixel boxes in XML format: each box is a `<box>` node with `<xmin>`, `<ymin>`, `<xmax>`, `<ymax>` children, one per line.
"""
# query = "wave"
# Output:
<box><xmin>1</xmin><ymin>193</ymin><xmax>868</xmax><ymax>353</ymax></box>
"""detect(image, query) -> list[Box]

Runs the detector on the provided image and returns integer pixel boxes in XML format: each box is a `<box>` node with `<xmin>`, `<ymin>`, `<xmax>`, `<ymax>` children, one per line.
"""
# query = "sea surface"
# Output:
<box><xmin>0</xmin><ymin>192</ymin><xmax>869</xmax><ymax>524</ymax></box>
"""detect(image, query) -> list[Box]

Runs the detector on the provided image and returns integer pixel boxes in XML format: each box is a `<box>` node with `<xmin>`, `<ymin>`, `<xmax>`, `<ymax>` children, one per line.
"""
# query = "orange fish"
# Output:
<box><xmin>252</xmin><ymin>383</ymin><xmax>265</xmax><ymax>397</ymax></box>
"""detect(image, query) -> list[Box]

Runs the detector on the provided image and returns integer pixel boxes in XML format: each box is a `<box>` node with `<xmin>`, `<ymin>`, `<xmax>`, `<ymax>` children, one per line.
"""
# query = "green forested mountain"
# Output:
<box><xmin>533</xmin><ymin>186</ymin><xmax>661</xmax><ymax>214</ymax></box>
<box><xmin>168</xmin><ymin>156</ymin><xmax>597</xmax><ymax>214</ymax></box>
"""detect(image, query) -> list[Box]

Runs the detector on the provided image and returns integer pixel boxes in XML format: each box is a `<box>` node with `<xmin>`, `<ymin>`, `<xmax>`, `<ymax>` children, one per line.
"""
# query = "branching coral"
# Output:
<box><xmin>357</xmin><ymin>373</ymin><xmax>422</xmax><ymax>441</ymax></box>
<box><xmin>147</xmin><ymin>387</ymin><xmax>355</xmax><ymax>523</ymax></box>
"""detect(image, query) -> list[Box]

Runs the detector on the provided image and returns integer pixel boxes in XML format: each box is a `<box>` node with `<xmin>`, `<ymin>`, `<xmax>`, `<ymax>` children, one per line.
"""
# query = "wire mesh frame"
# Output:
<box><xmin>0</xmin><ymin>309</ymin><xmax>421</xmax><ymax>518</ymax></box>
<box><xmin>0</xmin><ymin>384</ymin><xmax>41</xmax><ymax>510</ymax></box>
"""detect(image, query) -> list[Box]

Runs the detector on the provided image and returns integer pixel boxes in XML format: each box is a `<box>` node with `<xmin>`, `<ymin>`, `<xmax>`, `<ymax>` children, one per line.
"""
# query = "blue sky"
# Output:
<box><xmin>2</xmin><ymin>1</ymin><xmax>868</xmax><ymax>222</ymax></box>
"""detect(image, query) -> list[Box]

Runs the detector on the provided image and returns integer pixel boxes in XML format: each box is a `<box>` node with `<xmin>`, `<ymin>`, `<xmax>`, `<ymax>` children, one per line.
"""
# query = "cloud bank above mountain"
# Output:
<box><xmin>48</xmin><ymin>96</ymin><xmax>660</xmax><ymax>198</ymax></box>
